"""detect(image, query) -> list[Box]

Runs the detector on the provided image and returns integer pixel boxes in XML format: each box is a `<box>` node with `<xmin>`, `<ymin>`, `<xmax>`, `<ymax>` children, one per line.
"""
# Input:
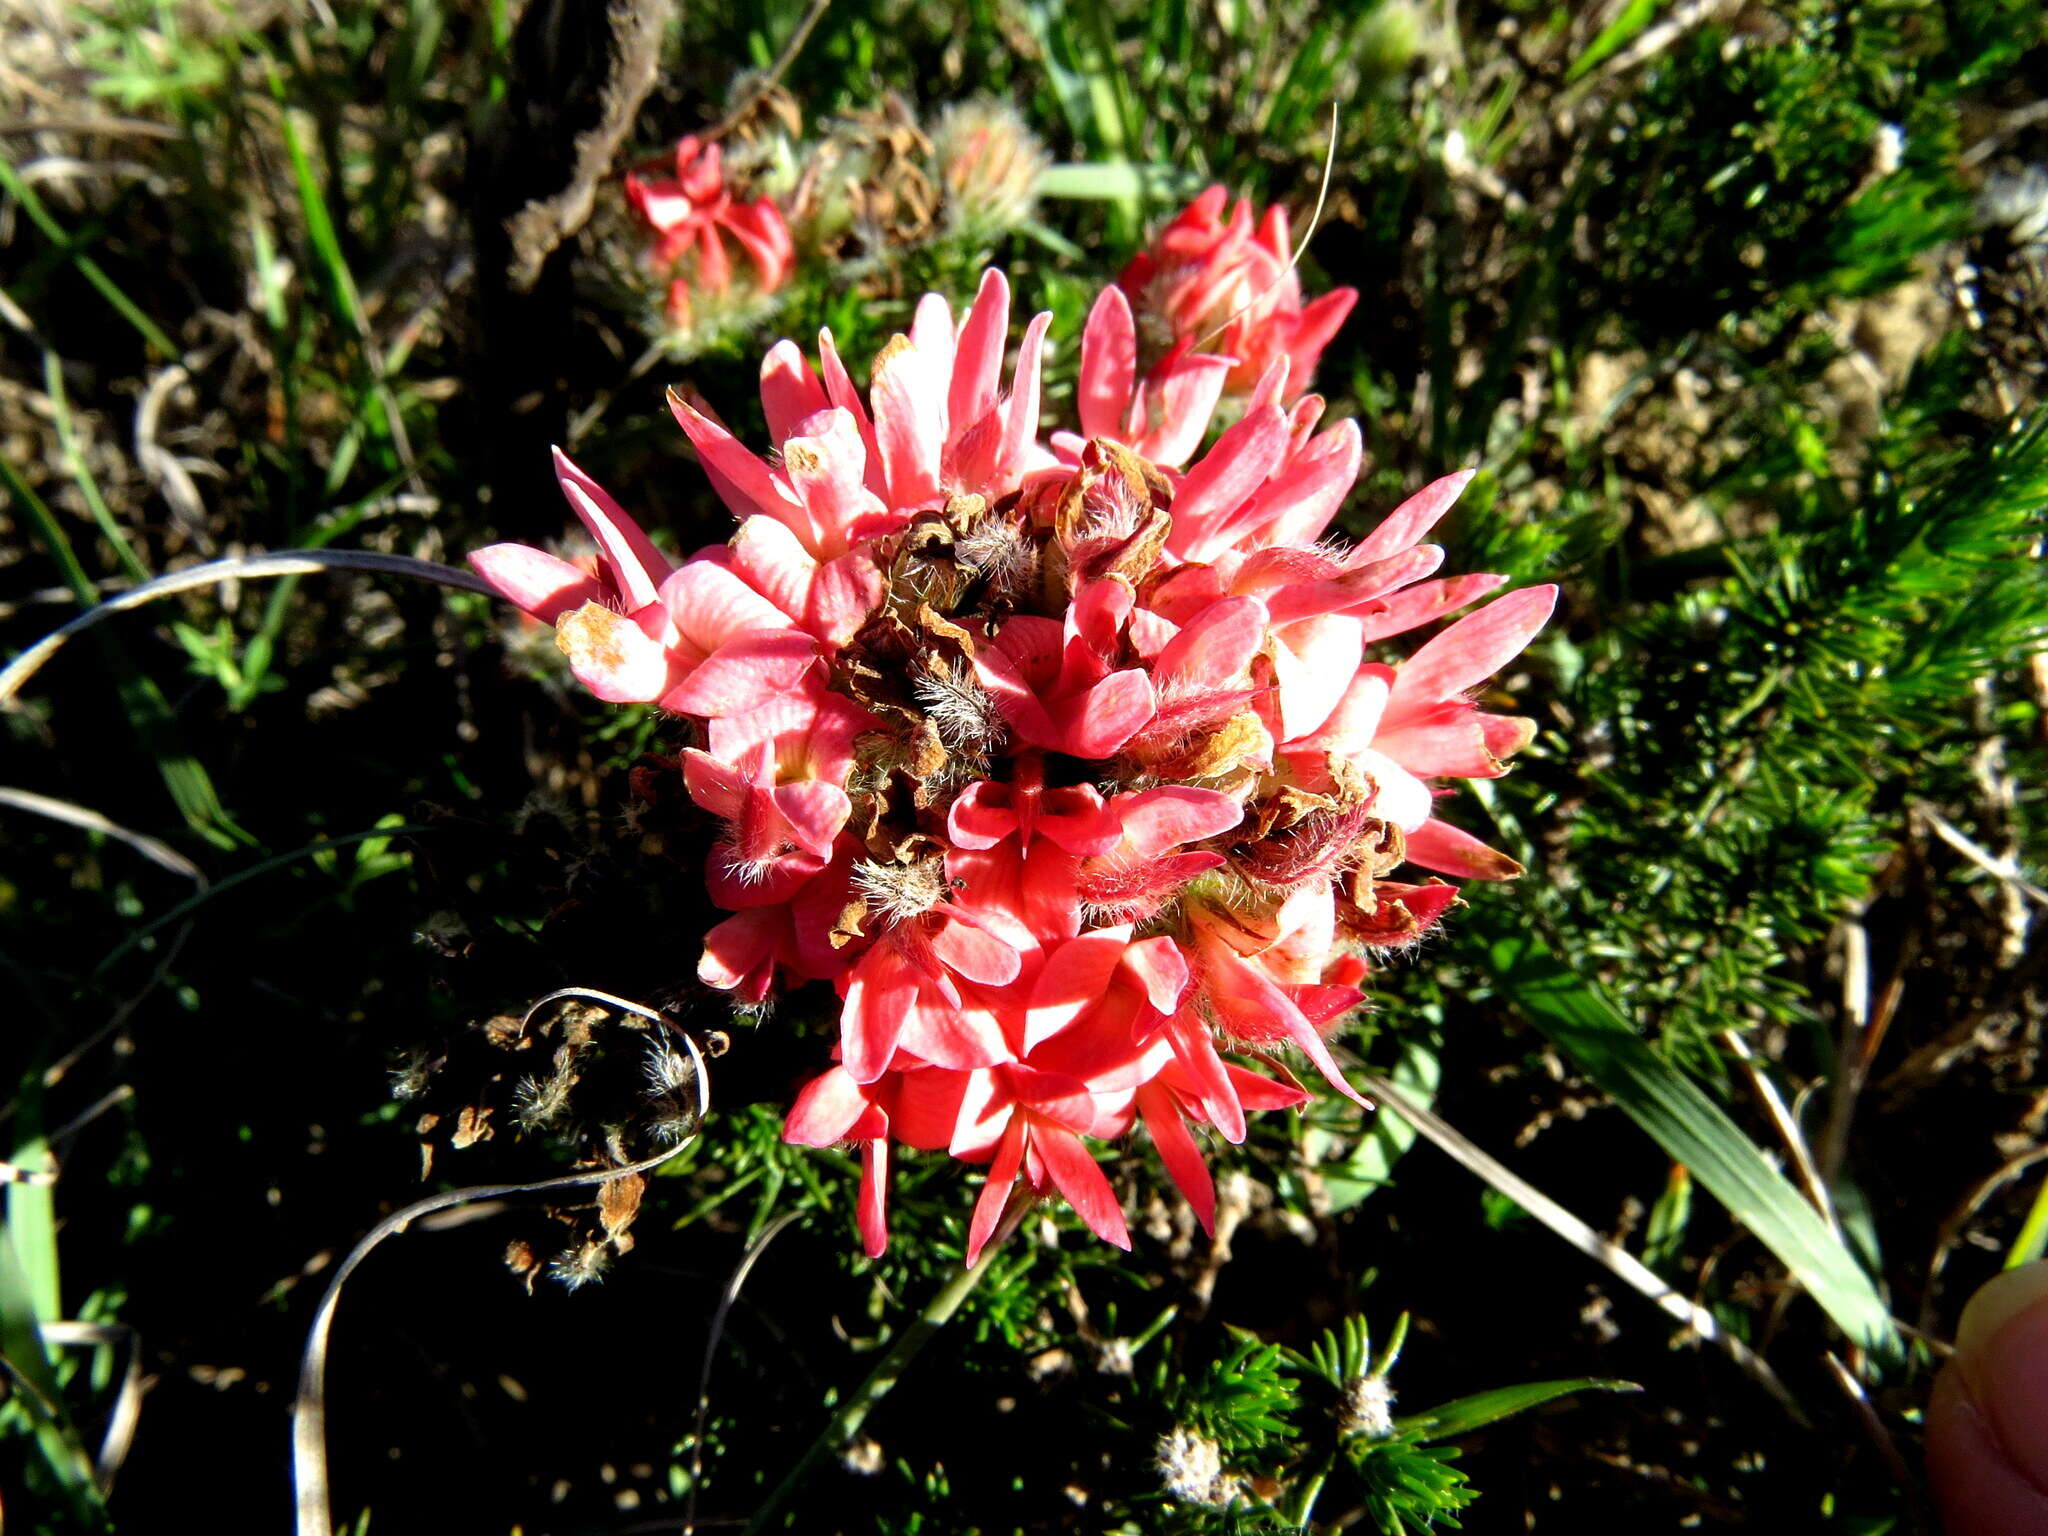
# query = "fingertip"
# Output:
<box><xmin>1927</xmin><ymin>1355</ymin><xmax>2048</xmax><ymax>1535</ymax></box>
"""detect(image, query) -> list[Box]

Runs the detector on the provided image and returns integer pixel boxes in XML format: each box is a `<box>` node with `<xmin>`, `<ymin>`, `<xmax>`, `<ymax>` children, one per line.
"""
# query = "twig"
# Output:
<box><xmin>1358</xmin><ymin>1072</ymin><xmax>1809</xmax><ymax>1423</ymax></box>
<box><xmin>565</xmin><ymin>340</ymin><xmax>667</xmax><ymax>449</ymax></box>
<box><xmin>1815</xmin><ymin>915</ymin><xmax>1872</xmax><ymax>1193</ymax></box>
<box><xmin>1598</xmin><ymin>0</ymin><xmax>1734</xmax><ymax>78</ymax></box>
<box><xmin>1822</xmin><ymin>1352</ymin><xmax>1927</xmax><ymax>1530</ymax></box>
<box><xmin>0</xmin><ymin>117</ymin><xmax>180</xmax><ymax>140</ymax></box>
<box><xmin>1917</xmin><ymin>1143</ymin><xmax>2048</xmax><ymax>1338</ymax></box>
<box><xmin>1912</xmin><ymin>800</ymin><xmax>2048</xmax><ymax>908</ymax></box>
<box><xmin>0</xmin><ymin>549</ymin><xmax>495</xmax><ymax>707</ymax></box>
<box><xmin>706</xmin><ymin>0</ymin><xmax>835</xmax><ymax>141</ymax></box>
<box><xmin>1721</xmin><ymin>1030</ymin><xmax>1838</xmax><ymax>1233</ymax></box>
<box><xmin>0</xmin><ymin>787</ymin><xmax>206</xmax><ymax>886</ymax></box>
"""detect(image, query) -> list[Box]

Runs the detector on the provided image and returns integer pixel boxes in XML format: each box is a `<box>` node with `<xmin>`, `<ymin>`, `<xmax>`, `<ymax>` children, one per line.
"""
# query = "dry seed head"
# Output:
<box><xmin>853</xmin><ymin>855</ymin><xmax>951</xmax><ymax>924</ymax></box>
<box><xmin>512</xmin><ymin>1067</ymin><xmax>575</xmax><ymax>1132</ymax></box>
<box><xmin>548</xmin><ymin>1239</ymin><xmax>613</xmax><ymax>1291</ymax></box>
<box><xmin>951</xmin><ymin>511</ymin><xmax>1039</xmax><ymax>598</ymax></box>
<box><xmin>912</xmin><ymin>656</ymin><xmax>1007</xmax><ymax>750</ymax></box>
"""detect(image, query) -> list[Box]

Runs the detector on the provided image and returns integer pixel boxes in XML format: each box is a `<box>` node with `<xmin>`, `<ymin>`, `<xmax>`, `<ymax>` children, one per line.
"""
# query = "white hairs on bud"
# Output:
<box><xmin>913</xmin><ymin>657</ymin><xmax>1007</xmax><ymax>750</ymax></box>
<box><xmin>853</xmin><ymin>856</ymin><xmax>949</xmax><ymax>925</ymax></box>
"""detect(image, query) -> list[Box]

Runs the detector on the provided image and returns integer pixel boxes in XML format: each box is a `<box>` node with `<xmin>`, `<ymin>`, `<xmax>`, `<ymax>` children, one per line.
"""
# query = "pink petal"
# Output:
<box><xmin>1237</xmin><ymin>419</ymin><xmax>1362</xmax><ymax>550</ymax></box>
<box><xmin>950</xmin><ymin>269</ymin><xmax>1012</xmax><ymax>440</ymax></box>
<box><xmin>660</xmin><ymin>631</ymin><xmax>817</xmax><ymax>716</ymax></box>
<box><xmin>1351</xmin><ymin>748</ymin><xmax>1434</xmax><ymax>831</ymax></box>
<box><xmin>870</xmin><ymin>335</ymin><xmax>946</xmax><ymax>508</ymax></box>
<box><xmin>772</xmin><ymin>781</ymin><xmax>852</xmax><ymax>858</ymax></box>
<box><xmin>468</xmin><ymin>543</ymin><xmax>608</xmax><ymax>624</ymax></box>
<box><xmin>910</xmin><ymin>292</ymin><xmax>956</xmax><ymax>370</ymax></box>
<box><xmin>1349</xmin><ymin>470</ymin><xmax>1476</xmax><ymax>566</ymax></box>
<box><xmin>930</xmin><ymin>913</ymin><xmax>1024</xmax><ymax>986</ymax></box>
<box><xmin>1133</xmin><ymin>355</ymin><xmax>1234</xmax><ymax>468</ymax></box>
<box><xmin>553</xmin><ymin>600</ymin><xmax>673</xmax><ymax>702</ymax></box>
<box><xmin>1067</xmin><ymin>669</ymin><xmax>1156</xmax><ymax>758</ymax></box>
<box><xmin>1077</xmin><ymin>284</ymin><xmax>1136</xmax><ymax>441</ymax></box>
<box><xmin>679</xmin><ymin>746</ymin><xmax>746</xmax><ymax>820</ymax></box>
<box><xmin>784</xmin><ymin>1065</ymin><xmax>875</xmax><ymax>1145</ymax></box>
<box><xmin>1025</xmin><ymin>926</ymin><xmax>1133</xmax><ymax>1051</ymax></box>
<box><xmin>551</xmin><ymin>447</ymin><xmax>673</xmax><ymax>611</ymax></box>
<box><xmin>780</xmin><ymin>408</ymin><xmax>886</xmax><ymax>558</ymax></box>
<box><xmin>1355</xmin><ymin>570</ymin><xmax>1506</xmax><ymax>641</ymax></box>
<box><xmin>816</xmin><ymin>327</ymin><xmax>888</xmax><ymax>498</ymax></box>
<box><xmin>666</xmin><ymin>390</ymin><xmax>797</xmax><ymax>523</ymax></box>
<box><xmin>1372</xmin><ymin>707</ymin><xmax>1503</xmax><ymax>778</ymax></box>
<box><xmin>974</xmin><ymin>646</ymin><xmax>1059</xmax><ymax>748</ymax></box>
<box><xmin>998</xmin><ymin>310</ymin><xmax>1052</xmax><ymax>485</ymax></box>
<box><xmin>1287</xmin><ymin>288</ymin><xmax>1357</xmax><ymax>380</ymax></box>
<box><xmin>1036</xmin><ymin>786</ymin><xmax>1123</xmax><ymax>857</ymax></box>
<box><xmin>946</xmin><ymin>781</ymin><xmax>1019</xmax><ymax>851</ymax></box>
<box><xmin>1032</xmin><ymin>1124</ymin><xmax>1130</xmax><ymax>1250</ymax></box>
<box><xmin>1403</xmin><ymin>817</ymin><xmax>1524</xmax><ymax>880</ymax></box>
<box><xmin>842</xmin><ymin>949</ymin><xmax>918</xmax><ymax>1083</ymax></box>
<box><xmin>1138</xmin><ymin>1083</ymin><xmax>1215</xmax><ymax>1235</ymax></box>
<box><xmin>1388</xmin><ymin>584</ymin><xmax>1556</xmax><ymax>711</ymax></box>
<box><xmin>1113</xmin><ymin>786</ymin><xmax>1245</xmax><ymax>858</ymax></box>
<box><xmin>660</xmin><ymin>558</ymin><xmax>801</xmax><ymax>649</ymax></box>
<box><xmin>1121</xmin><ymin>937</ymin><xmax>1190</xmax><ymax>1017</ymax></box>
<box><xmin>966</xmin><ymin>1119</ymin><xmax>1027</xmax><ymax>1266</ymax></box>
<box><xmin>901</xmin><ymin>990</ymin><xmax>1010</xmax><ymax>1071</ymax></box>
<box><xmin>1166</xmin><ymin>405</ymin><xmax>1289</xmax><ymax>560</ymax></box>
<box><xmin>1166</xmin><ymin>1010</ymin><xmax>1245</xmax><ymax>1143</ymax></box>
<box><xmin>1226</xmin><ymin>1062</ymin><xmax>1310</xmax><ymax>1112</ymax></box>
<box><xmin>1203</xmin><ymin>946</ymin><xmax>1370</xmax><ymax>1109</ymax></box>
<box><xmin>1153</xmin><ymin>596</ymin><xmax>1268</xmax><ymax>690</ymax></box>
<box><xmin>1268</xmin><ymin>615</ymin><xmax>1362</xmax><ymax>741</ymax></box>
<box><xmin>759</xmin><ymin>340</ymin><xmax>829</xmax><ymax>442</ymax></box>
<box><xmin>698</xmin><ymin>908</ymin><xmax>780</xmax><ymax>1001</ymax></box>
<box><xmin>858</xmin><ymin>1138</ymin><xmax>890</xmax><ymax>1258</ymax></box>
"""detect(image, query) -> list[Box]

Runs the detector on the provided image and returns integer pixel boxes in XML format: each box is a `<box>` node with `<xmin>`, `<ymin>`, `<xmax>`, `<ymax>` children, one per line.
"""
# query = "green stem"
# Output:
<box><xmin>741</xmin><ymin>1200</ymin><xmax>1030</xmax><ymax>1534</ymax></box>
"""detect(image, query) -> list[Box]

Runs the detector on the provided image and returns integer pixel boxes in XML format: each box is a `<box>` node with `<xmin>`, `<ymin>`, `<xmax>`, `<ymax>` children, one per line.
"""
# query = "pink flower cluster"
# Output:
<box><xmin>626</xmin><ymin>135</ymin><xmax>795</xmax><ymax>329</ymax></box>
<box><xmin>1120</xmin><ymin>184</ymin><xmax>1358</xmax><ymax>404</ymax></box>
<box><xmin>473</xmin><ymin>217</ymin><xmax>1551</xmax><ymax>1266</ymax></box>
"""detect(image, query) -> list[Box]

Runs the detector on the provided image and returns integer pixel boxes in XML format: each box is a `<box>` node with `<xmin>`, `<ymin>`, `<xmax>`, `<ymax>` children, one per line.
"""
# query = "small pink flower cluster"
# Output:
<box><xmin>1120</xmin><ymin>184</ymin><xmax>1358</xmax><ymax>403</ymax></box>
<box><xmin>626</xmin><ymin>135</ymin><xmax>795</xmax><ymax>329</ymax></box>
<box><xmin>474</xmin><ymin>204</ymin><xmax>1551</xmax><ymax>1265</ymax></box>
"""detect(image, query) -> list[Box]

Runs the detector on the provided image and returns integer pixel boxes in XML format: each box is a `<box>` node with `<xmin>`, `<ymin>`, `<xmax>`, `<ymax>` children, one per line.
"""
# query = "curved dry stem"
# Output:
<box><xmin>684</xmin><ymin>1209</ymin><xmax>805</xmax><ymax>1535</ymax></box>
<box><xmin>292</xmin><ymin>1003</ymin><xmax>710</xmax><ymax>1536</ymax></box>
<box><xmin>0</xmin><ymin>549</ymin><xmax>497</xmax><ymax>707</ymax></box>
<box><xmin>40</xmin><ymin>1320</ymin><xmax>143</xmax><ymax>1496</ymax></box>
<box><xmin>0</xmin><ymin>786</ymin><xmax>208</xmax><ymax>886</ymax></box>
<box><xmin>1189</xmin><ymin>101</ymin><xmax>1342</xmax><ymax>358</ymax></box>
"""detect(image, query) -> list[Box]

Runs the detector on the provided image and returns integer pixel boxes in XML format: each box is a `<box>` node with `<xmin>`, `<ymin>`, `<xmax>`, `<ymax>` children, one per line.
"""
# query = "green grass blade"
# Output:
<box><xmin>2</xmin><ymin>1171</ymin><xmax>106</xmax><ymax>1520</ymax></box>
<box><xmin>0</xmin><ymin>455</ymin><xmax>245</xmax><ymax>848</ymax></box>
<box><xmin>1566</xmin><ymin>0</ymin><xmax>1660</xmax><ymax>82</ymax></box>
<box><xmin>1398</xmin><ymin>1377</ymin><xmax>1640</xmax><ymax>1441</ymax></box>
<box><xmin>0</xmin><ymin>154</ymin><xmax>176</xmax><ymax>359</ymax></box>
<box><xmin>1487</xmin><ymin>931</ymin><xmax>1901</xmax><ymax>1359</ymax></box>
